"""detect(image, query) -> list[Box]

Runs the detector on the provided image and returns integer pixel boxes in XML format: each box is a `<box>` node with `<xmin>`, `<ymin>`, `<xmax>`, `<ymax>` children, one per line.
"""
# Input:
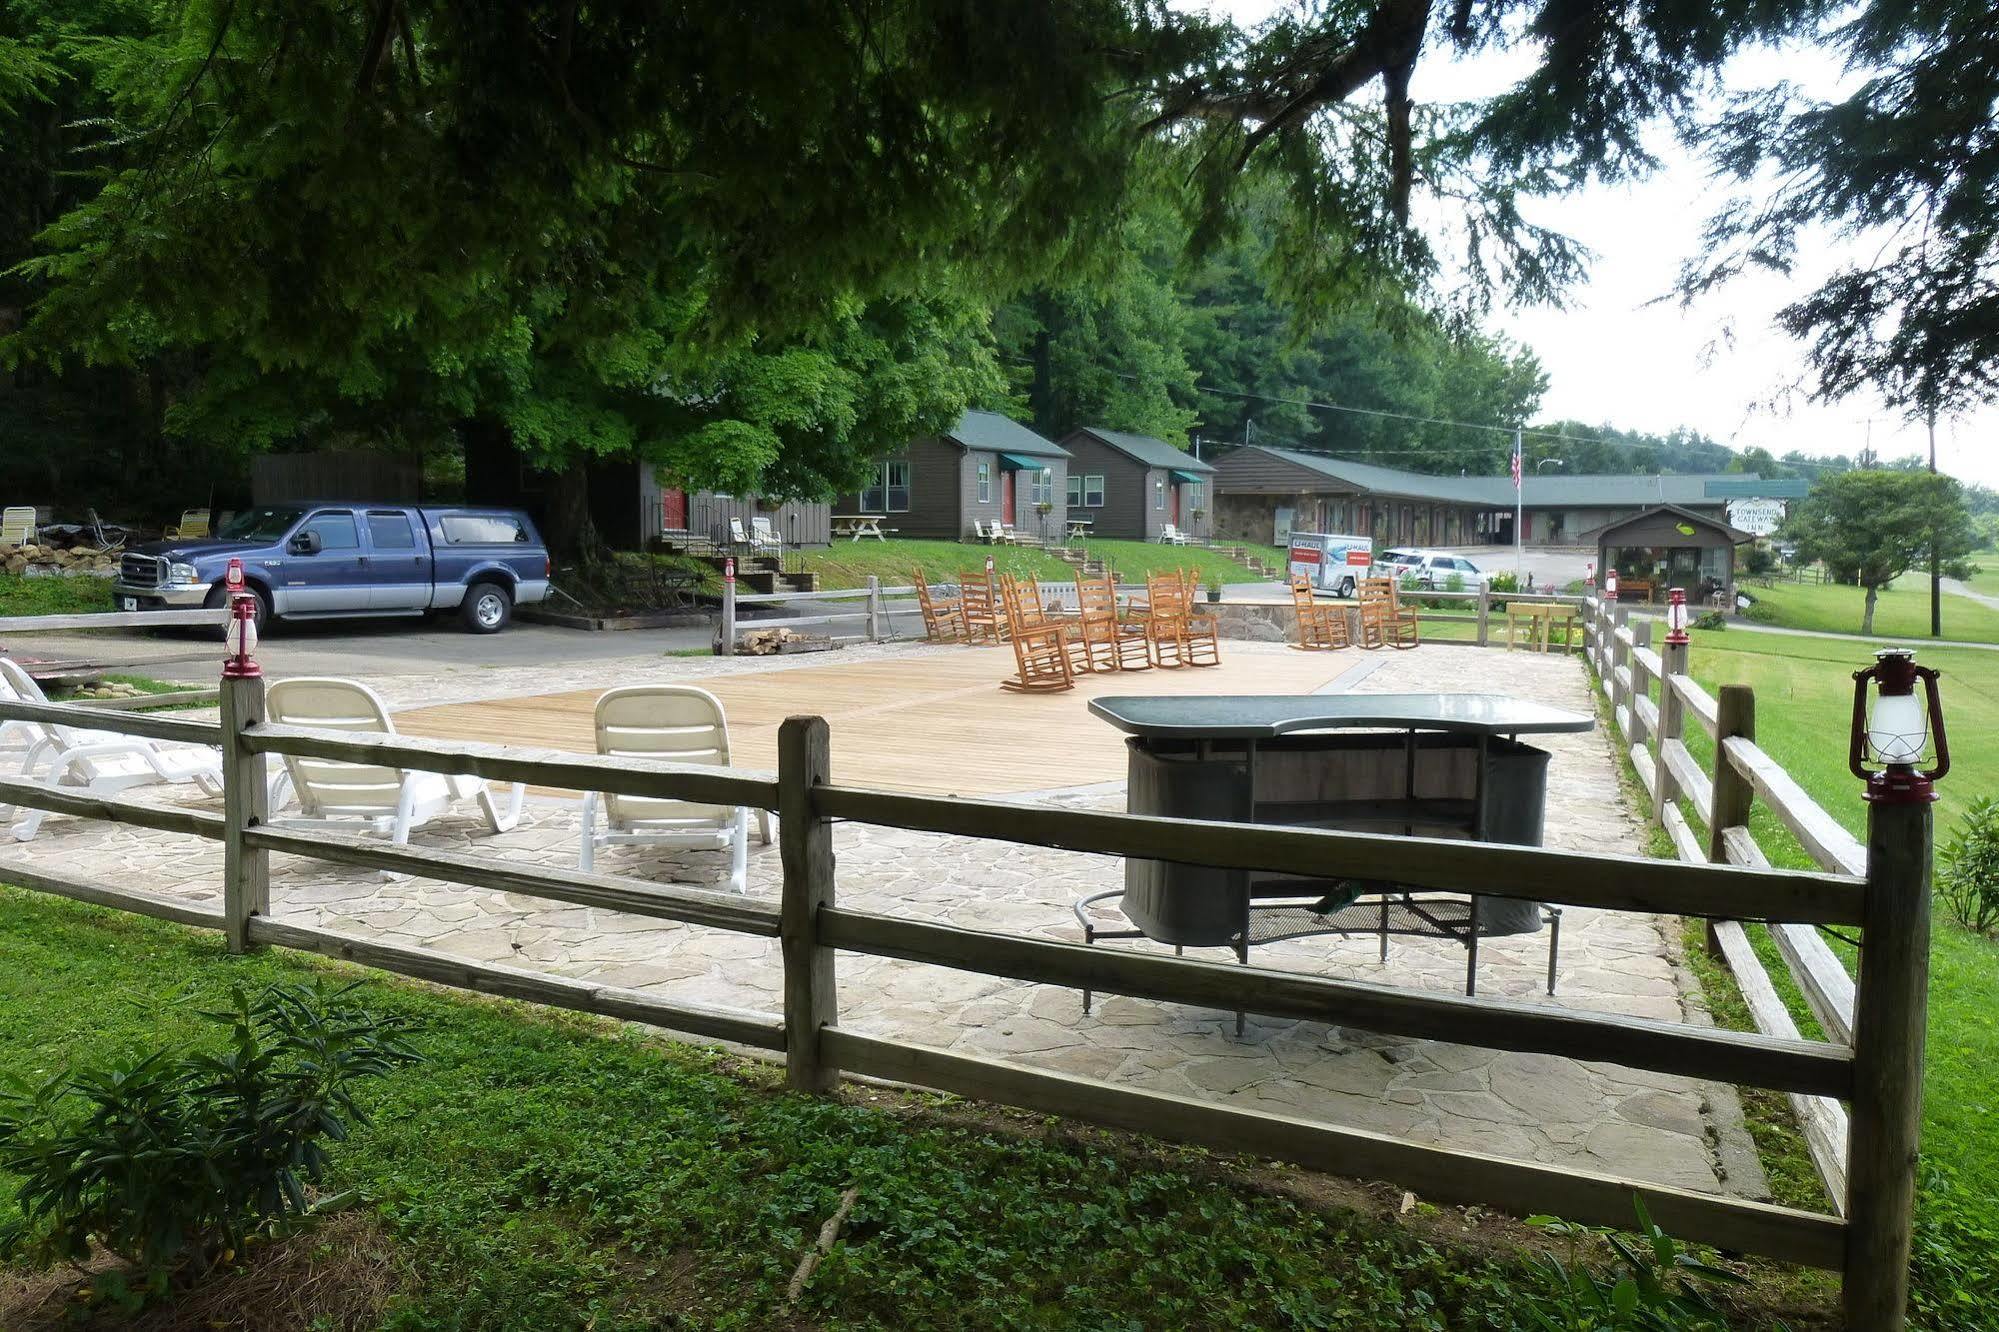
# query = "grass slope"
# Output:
<box><xmin>1744</xmin><ymin>579</ymin><xmax>1999</xmax><ymax>643</ymax></box>
<box><xmin>799</xmin><ymin>538</ymin><xmax>1283</xmax><ymax>592</ymax></box>
<box><xmin>1671</xmin><ymin>626</ymin><xmax>1999</xmax><ymax>1328</ymax></box>
<box><xmin>0</xmin><ymin>891</ymin><xmax>1834</xmax><ymax>1332</ymax></box>
<box><xmin>0</xmin><ymin>574</ymin><xmax>113</xmax><ymax>617</ymax></box>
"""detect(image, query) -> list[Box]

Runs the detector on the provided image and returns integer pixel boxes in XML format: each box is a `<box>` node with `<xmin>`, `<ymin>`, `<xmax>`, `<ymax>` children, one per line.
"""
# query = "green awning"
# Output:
<box><xmin>998</xmin><ymin>452</ymin><xmax>1049</xmax><ymax>471</ymax></box>
<box><xmin>1170</xmin><ymin>468</ymin><xmax>1206</xmax><ymax>484</ymax></box>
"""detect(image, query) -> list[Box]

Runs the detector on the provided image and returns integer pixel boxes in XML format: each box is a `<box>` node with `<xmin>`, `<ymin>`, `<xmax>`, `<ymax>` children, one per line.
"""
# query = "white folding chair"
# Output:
<box><xmin>579</xmin><ymin>686</ymin><xmax>769</xmax><ymax>891</ymax></box>
<box><xmin>265</xmin><ymin>677</ymin><xmax>522</xmax><ymax>847</ymax></box>
<box><xmin>0</xmin><ymin>507</ymin><xmax>35</xmax><ymax>546</ymax></box>
<box><xmin>1</xmin><ymin>657</ymin><xmax>224</xmax><ymax>841</ymax></box>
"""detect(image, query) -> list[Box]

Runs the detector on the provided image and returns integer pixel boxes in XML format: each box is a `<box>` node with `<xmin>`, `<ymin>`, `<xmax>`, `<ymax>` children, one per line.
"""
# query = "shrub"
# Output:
<box><xmin>1526</xmin><ymin>1199</ymin><xmax>1750</xmax><ymax>1330</ymax></box>
<box><xmin>1692</xmin><ymin>610</ymin><xmax>1727</xmax><ymax>631</ymax></box>
<box><xmin>1444</xmin><ymin>571</ymin><xmax>1466</xmax><ymax>594</ymax></box>
<box><xmin>1742</xmin><ymin>543</ymin><xmax>1776</xmax><ymax>576</ymax></box>
<box><xmin>1740</xmin><ymin>599</ymin><xmax>1779</xmax><ymax>624</ymax></box>
<box><xmin>1938</xmin><ymin>797</ymin><xmax>1999</xmax><ymax>936</ymax></box>
<box><xmin>1487</xmin><ymin>570</ymin><xmax>1520</xmax><ymax>611</ymax></box>
<box><xmin>0</xmin><ymin>982</ymin><xmax>419</xmax><ymax>1288</ymax></box>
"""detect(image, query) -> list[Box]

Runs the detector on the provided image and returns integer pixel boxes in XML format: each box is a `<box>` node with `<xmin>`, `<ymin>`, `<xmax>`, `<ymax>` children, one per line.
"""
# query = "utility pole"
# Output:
<box><xmin>1928</xmin><ymin>407</ymin><xmax>1940</xmax><ymax>639</ymax></box>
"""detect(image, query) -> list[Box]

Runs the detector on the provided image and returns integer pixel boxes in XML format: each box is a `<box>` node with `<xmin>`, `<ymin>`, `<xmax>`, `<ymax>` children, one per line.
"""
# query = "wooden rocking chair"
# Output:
<box><xmin>1358</xmin><ymin>577</ymin><xmax>1420</xmax><ymax>650</ymax></box>
<box><xmin>997</xmin><ymin>574</ymin><xmax>1075</xmax><ymax>692</ymax></box>
<box><xmin>1291</xmin><ymin>576</ymin><xmax>1351</xmax><ymax>650</ymax></box>
<box><xmin>913</xmin><ymin>569</ymin><xmax>966</xmax><ymax>643</ymax></box>
<box><xmin>1074</xmin><ymin>573</ymin><xmax>1149</xmax><ymax>672</ymax></box>
<box><xmin>1143</xmin><ymin>573</ymin><xmax>1221</xmax><ymax>668</ymax></box>
<box><xmin>957</xmin><ymin>568</ymin><xmax>1007</xmax><ymax>643</ymax></box>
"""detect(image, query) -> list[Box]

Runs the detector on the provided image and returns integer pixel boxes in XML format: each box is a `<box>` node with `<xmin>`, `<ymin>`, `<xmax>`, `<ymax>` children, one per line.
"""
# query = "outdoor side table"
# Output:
<box><xmin>1080</xmin><ymin>694</ymin><xmax>1594</xmax><ymax>1025</ymax></box>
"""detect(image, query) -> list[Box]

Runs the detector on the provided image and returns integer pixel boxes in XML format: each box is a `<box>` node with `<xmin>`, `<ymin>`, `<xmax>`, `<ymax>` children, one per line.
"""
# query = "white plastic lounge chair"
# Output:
<box><xmin>749</xmin><ymin>516</ymin><xmax>783</xmax><ymax>554</ymax></box>
<box><xmin>579</xmin><ymin>686</ymin><xmax>769</xmax><ymax>891</ymax></box>
<box><xmin>265</xmin><ymin>677</ymin><xmax>522</xmax><ymax>846</ymax></box>
<box><xmin>166</xmin><ymin>508</ymin><xmax>211</xmax><ymax>540</ymax></box>
<box><xmin>0</xmin><ymin>657</ymin><xmax>224</xmax><ymax>841</ymax></box>
<box><xmin>0</xmin><ymin>507</ymin><xmax>35</xmax><ymax>547</ymax></box>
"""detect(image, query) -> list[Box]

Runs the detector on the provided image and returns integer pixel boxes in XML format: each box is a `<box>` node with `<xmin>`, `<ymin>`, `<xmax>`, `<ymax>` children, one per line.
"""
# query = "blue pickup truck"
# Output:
<box><xmin>112</xmin><ymin>503</ymin><xmax>552</xmax><ymax>633</ymax></box>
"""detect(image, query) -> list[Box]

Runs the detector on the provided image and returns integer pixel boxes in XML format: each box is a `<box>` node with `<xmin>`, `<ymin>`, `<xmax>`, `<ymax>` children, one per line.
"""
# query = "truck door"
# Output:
<box><xmin>278</xmin><ymin>509</ymin><xmax>367</xmax><ymax>614</ymax></box>
<box><xmin>364</xmin><ymin>509</ymin><xmax>430</xmax><ymax>610</ymax></box>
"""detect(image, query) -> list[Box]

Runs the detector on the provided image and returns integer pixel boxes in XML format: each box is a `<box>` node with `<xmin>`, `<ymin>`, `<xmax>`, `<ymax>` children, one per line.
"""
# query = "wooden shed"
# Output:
<box><xmin>1582</xmin><ymin>504</ymin><xmax>1754</xmax><ymax>607</ymax></box>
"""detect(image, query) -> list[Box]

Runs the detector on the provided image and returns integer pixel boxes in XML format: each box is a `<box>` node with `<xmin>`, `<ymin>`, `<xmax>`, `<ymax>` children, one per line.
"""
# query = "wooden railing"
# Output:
<box><xmin>0</xmin><ymin>645</ymin><xmax>1934</xmax><ymax>1327</ymax></box>
<box><xmin>1579</xmin><ymin>596</ymin><xmax>1869</xmax><ymax>1219</ymax></box>
<box><xmin>720</xmin><ymin>580</ymin><xmax>916</xmax><ymax>652</ymax></box>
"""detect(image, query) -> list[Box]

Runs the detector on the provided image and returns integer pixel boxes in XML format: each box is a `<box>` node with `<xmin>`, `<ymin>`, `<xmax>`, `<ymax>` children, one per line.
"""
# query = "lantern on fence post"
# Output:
<box><xmin>1666</xmin><ymin>587</ymin><xmax>1690</xmax><ymax>645</ymax></box>
<box><xmin>1584</xmin><ymin>562</ymin><xmax>1595</xmax><ymax>591</ymax></box>
<box><xmin>222</xmin><ymin>558</ymin><xmax>260</xmax><ymax>679</ymax></box>
<box><xmin>1604</xmin><ymin>568</ymin><xmax>1619</xmax><ymax>603</ymax></box>
<box><xmin>1849</xmin><ymin>647</ymin><xmax>1947</xmax><ymax>804</ymax></box>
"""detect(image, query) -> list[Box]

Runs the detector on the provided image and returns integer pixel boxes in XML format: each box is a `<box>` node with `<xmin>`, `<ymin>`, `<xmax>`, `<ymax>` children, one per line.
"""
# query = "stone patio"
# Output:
<box><xmin>0</xmin><ymin>640</ymin><xmax>1770</xmax><ymax>1201</ymax></box>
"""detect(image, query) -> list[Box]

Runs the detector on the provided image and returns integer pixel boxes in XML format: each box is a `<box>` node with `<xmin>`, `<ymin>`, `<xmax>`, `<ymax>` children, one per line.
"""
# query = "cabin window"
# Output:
<box><xmin>1154</xmin><ymin>478</ymin><xmax>1165</xmax><ymax>510</ymax></box>
<box><xmin>1084</xmin><ymin>475</ymin><xmax>1105</xmax><ymax>507</ymax></box>
<box><xmin>1067</xmin><ymin>476</ymin><xmax>1082</xmax><ymax>506</ymax></box>
<box><xmin>1031</xmin><ymin>468</ymin><xmax>1053</xmax><ymax>506</ymax></box>
<box><xmin>1186</xmin><ymin>482</ymin><xmax>1205</xmax><ymax>512</ymax></box>
<box><xmin>976</xmin><ymin>460</ymin><xmax>992</xmax><ymax>504</ymax></box>
<box><xmin>860</xmin><ymin>461</ymin><xmax>912</xmax><ymax>513</ymax></box>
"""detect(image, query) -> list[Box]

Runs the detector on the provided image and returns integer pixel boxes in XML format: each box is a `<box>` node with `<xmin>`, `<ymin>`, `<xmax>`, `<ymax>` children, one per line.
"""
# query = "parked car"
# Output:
<box><xmin>1375</xmin><ymin>549</ymin><xmax>1490</xmax><ymax>590</ymax></box>
<box><xmin>111</xmin><ymin>504</ymin><xmax>552</xmax><ymax>634</ymax></box>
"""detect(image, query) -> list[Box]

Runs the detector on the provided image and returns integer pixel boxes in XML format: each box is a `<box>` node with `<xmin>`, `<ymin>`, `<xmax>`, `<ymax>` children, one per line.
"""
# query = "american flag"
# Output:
<box><xmin>1510</xmin><ymin>442</ymin><xmax>1522</xmax><ymax>488</ymax></box>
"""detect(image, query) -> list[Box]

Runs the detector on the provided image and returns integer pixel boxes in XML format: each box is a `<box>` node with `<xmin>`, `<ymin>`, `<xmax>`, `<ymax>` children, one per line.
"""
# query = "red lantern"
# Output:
<box><xmin>222</xmin><ymin>590</ymin><xmax>260</xmax><ymax>680</ymax></box>
<box><xmin>1849</xmin><ymin>648</ymin><xmax>1947</xmax><ymax>804</ymax></box>
<box><xmin>1666</xmin><ymin>588</ymin><xmax>1690</xmax><ymax>645</ymax></box>
<box><xmin>1604</xmin><ymin>568</ymin><xmax>1619</xmax><ymax>602</ymax></box>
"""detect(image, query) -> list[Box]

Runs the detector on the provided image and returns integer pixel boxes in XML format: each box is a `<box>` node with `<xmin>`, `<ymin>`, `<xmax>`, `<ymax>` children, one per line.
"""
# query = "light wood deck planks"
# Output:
<box><xmin>395</xmin><ymin>645</ymin><xmax>1361</xmax><ymax>797</ymax></box>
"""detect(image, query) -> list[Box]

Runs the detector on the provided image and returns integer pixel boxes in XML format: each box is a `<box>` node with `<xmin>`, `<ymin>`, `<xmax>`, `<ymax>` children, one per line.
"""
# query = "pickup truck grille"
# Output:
<box><xmin>120</xmin><ymin>554</ymin><xmax>165</xmax><ymax>588</ymax></box>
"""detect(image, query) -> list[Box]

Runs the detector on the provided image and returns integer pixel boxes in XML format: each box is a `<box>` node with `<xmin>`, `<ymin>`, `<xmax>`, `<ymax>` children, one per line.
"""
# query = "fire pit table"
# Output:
<box><xmin>1079</xmin><ymin>694</ymin><xmax>1594</xmax><ymax>1025</ymax></box>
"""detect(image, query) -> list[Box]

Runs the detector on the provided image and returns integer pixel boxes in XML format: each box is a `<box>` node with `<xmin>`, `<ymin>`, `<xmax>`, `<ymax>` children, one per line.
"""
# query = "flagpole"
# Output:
<box><xmin>1513</xmin><ymin>426</ymin><xmax>1523</xmax><ymax>586</ymax></box>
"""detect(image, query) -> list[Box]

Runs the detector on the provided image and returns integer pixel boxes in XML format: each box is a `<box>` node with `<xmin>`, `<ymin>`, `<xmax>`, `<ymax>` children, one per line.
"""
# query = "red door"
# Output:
<box><xmin>1170</xmin><ymin>483</ymin><xmax>1181</xmax><ymax>526</ymax></box>
<box><xmin>1000</xmin><ymin>470</ymin><xmax>1015</xmax><ymax>523</ymax></box>
<box><xmin>660</xmin><ymin>487</ymin><xmax>688</xmax><ymax>531</ymax></box>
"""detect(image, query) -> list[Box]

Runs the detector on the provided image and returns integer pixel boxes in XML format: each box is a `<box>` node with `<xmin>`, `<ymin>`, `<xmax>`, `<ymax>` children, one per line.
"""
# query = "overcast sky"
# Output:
<box><xmin>1179</xmin><ymin>2</ymin><xmax>1997</xmax><ymax>487</ymax></box>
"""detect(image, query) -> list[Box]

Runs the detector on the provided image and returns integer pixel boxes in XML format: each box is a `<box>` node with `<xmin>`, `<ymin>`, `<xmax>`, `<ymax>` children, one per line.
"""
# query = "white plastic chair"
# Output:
<box><xmin>728</xmin><ymin>516</ymin><xmax>751</xmax><ymax>547</ymax></box>
<box><xmin>579</xmin><ymin>686</ymin><xmax>769</xmax><ymax>891</ymax></box>
<box><xmin>265</xmin><ymin>677</ymin><xmax>522</xmax><ymax>847</ymax></box>
<box><xmin>0</xmin><ymin>507</ymin><xmax>35</xmax><ymax>546</ymax></box>
<box><xmin>749</xmin><ymin>516</ymin><xmax>783</xmax><ymax>554</ymax></box>
<box><xmin>0</xmin><ymin>658</ymin><xmax>224</xmax><ymax>841</ymax></box>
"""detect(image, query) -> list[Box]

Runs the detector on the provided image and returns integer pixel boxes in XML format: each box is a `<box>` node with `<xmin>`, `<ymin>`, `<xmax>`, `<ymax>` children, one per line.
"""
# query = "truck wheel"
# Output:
<box><xmin>1337</xmin><ymin>576</ymin><xmax>1356</xmax><ymax>598</ymax></box>
<box><xmin>461</xmin><ymin>582</ymin><xmax>512</xmax><ymax>633</ymax></box>
<box><xmin>204</xmin><ymin>583</ymin><xmax>273</xmax><ymax>638</ymax></box>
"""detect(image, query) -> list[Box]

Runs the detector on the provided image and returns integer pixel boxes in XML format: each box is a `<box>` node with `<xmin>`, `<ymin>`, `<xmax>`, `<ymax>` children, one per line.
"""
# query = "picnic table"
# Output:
<box><xmin>1503</xmin><ymin>601</ymin><xmax>1579</xmax><ymax>654</ymax></box>
<box><xmin>1065</xmin><ymin>518</ymin><xmax>1093</xmax><ymax>542</ymax></box>
<box><xmin>831</xmin><ymin>514</ymin><xmax>888</xmax><ymax>542</ymax></box>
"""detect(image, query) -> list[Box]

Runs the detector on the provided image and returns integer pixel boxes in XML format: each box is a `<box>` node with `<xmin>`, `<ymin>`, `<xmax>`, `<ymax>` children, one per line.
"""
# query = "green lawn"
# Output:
<box><xmin>799</xmin><ymin>537</ymin><xmax>1283</xmax><ymax>592</ymax></box>
<box><xmin>1664</xmin><ymin>626</ymin><xmax>1999</xmax><ymax>1328</ymax></box>
<box><xmin>0</xmin><ymin>574</ymin><xmax>113</xmax><ymax>617</ymax></box>
<box><xmin>0</xmin><ymin>892</ymin><xmax>1833</xmax><ymax>1331</ymax></box>
<box><xmin>1743</xmin><ymin>578</ymin><xmax>1999</xmax><ymax>643</ymax></box>
<box><xmin>1960</xmin><ymin>549</ymin><xmax>1999</xmax><ymax>596</ymax></box>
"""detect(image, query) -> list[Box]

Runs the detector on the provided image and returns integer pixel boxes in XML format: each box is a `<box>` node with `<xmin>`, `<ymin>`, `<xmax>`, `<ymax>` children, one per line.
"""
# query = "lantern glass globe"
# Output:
<box><xmin>1867</xmin><ymin>691</ymin><xmax>1927</xmax><ymax>764</ymax></box>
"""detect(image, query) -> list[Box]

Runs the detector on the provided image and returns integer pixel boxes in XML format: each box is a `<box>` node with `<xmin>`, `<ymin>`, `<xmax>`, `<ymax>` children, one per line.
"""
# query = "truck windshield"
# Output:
<box><xmin>217</xmin><ymin>507</ymin><xmax>307</xmax><ymax>541</ymax></box>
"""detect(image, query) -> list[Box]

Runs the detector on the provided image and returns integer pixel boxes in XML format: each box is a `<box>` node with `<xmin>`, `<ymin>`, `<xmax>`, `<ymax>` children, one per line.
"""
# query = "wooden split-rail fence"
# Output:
<box><xmin>0</xmin><ymin>607</ymin><xmax>1932</xmax><ymax>1329</ymax></box>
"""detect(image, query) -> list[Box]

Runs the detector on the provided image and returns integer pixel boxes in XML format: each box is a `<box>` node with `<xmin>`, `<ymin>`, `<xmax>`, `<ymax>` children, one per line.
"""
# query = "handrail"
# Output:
<box><xmin>242</xmin><ymin>722</ymin><xmax>779</xmax><ymax>807</ymax></box>
<box><xmin>813</xmin><ymin>784</ymin><xmax>1863</xmax><ymax>924</ymax></box>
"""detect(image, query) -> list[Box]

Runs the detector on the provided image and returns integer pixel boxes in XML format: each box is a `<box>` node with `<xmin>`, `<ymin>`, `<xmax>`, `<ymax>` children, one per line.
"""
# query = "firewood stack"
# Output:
<box><xmin>727</xmin><ymin>626</ymin><xmax>839</xmax><ymax>655</ymax></box>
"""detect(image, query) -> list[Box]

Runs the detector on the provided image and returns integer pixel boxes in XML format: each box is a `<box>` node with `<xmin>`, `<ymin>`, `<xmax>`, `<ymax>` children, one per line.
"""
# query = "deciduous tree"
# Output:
<box><xmin>1781</xmin><ymin>469</ymin><xmax>1977</xmax><ymax>634</ymax></box>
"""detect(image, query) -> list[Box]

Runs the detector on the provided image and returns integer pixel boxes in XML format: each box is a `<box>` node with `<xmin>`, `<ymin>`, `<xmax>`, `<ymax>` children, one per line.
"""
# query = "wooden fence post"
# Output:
<box><xmin>1708</xmin><ymin>683</ymin><xmax>1755</xmax><ymax>862</ymax></box>
<box><xmin>720</xmin><ymin>573</ymin><xmax>737</xmax><ymax>656</ymax></box>
<box><xmin>778</xmin><ymin>716</ymin><xmax>838</xmax><ymax>1093</ymax></box>
<box><xmin>866</xmin><ymin>575</ymin><xmax>885</xmax><ymax>642</ymax></box>
<box><xmin>1628</xmin><ymin>621</ymin><xmax>1653</xmax><ymax>749</ymax></box>
<box><xmin>1843</xmin><ymin>791</ymin><xmax>1933</xmax><ymax>1331</ymax></box>
<box><xmin>1653</xmin><ymin>632</ymin><xmax>1689</xmax><ymax>826</ymax></box>
<box><xmin>1476</xmin><ymin>583</ymin><xmax>1491</xmax><ymax>647</ymax></box>
<box><xmin>219</xmin><ymin>670</ymin><xmax>269</xmax><ymax>953</ymax></box>
<box><xmin>1608</xmin><ymin>605</ymin><xmax>1630</xmax><ymax>714</ymax></box>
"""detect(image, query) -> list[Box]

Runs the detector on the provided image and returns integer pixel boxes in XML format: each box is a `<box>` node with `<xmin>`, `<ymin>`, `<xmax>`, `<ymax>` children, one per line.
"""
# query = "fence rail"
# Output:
<box><xmin>0</xmin><ymin>625</ymin><xmax>1934</xmax><ymax>1323</ymax></box>
<box><xmin>1580</xmin><ymin>596</ymin><xmax>1867</xmax><ymax>1221</ymax></box>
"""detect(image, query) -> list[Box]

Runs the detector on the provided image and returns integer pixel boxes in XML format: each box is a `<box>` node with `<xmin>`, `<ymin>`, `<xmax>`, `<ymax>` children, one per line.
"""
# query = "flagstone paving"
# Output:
<box><xmin>0</xmin><ymin>641</ymin><xmax>1774</xmax><ymax>1202</ymax></box>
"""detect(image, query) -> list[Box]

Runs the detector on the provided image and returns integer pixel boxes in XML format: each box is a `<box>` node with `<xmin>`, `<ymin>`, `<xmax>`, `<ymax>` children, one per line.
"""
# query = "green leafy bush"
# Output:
<box><xmin>1526</xmin><ymin>1199</ymin><xmax>1751</xmax><ymax>1330</ymax></box>
<box><xmin>1741</xmin><ymin>599</ymin><xmax>1780</xmax><ymax>624</ymax></box>
<box><xmin>1938</xmin><ymin>797</ymin><xmax>1999</xmax><ymax>936</ymax></box>
<box><xmin>1488</xmin><ymin>570</ymin><xmax>1520</xmax><ymax>611</ymax></box>
<box><xmin>0</xmin><ymin>982</ymin><xmax>419</xmax><ymax>1287</ymax></box>
<box><xmin>1693</xmin><ymin>610</ymin><xmax>1727</xmax><ymax>631</ymax></box>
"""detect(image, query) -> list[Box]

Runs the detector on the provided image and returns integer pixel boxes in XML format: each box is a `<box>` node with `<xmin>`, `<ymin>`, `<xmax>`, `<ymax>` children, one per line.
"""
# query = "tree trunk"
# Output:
<box><xmin>458</xmin><ymin>415</ymin><xmax>602</xmax><ymax>562</ymax></box>
<box><xmin>1862</xmin><ymin>582</ymin><xmax>1879</xmax><ymax>635</ymax></box>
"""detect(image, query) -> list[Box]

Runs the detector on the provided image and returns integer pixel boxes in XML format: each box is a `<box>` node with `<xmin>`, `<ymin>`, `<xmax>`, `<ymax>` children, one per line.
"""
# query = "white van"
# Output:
<box><xmin>1287</xmin><ymin>532</ymin><xmax>1372</xmax><ymax>597</ymax></box>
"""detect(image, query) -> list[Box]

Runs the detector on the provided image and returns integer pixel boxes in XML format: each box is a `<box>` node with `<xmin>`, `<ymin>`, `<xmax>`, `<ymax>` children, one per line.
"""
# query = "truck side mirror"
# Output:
<box><xmin>289</xmin><ymin>529</ymin><xmax>322</xmax><ymax>556</ymax></box>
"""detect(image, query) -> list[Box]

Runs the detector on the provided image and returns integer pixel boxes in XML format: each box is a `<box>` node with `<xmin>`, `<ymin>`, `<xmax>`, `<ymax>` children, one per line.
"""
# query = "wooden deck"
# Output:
<box><xmin>395</xmin><ymin>644</ymin><xmax>1363</xmax><ymax>797</ymax></box>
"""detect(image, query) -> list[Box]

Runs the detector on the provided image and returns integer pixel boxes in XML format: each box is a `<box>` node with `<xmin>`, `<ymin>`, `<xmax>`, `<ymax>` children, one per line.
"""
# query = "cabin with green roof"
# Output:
<box><xmin>1057</xmin><ymin>427</ymin><xmax>1217</xmax><ymax>542</ymax></box>
<box><xmin>840</xmin><ymin>409</ymin><xmax>1071</xmax><ymax>541</ymax></box>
